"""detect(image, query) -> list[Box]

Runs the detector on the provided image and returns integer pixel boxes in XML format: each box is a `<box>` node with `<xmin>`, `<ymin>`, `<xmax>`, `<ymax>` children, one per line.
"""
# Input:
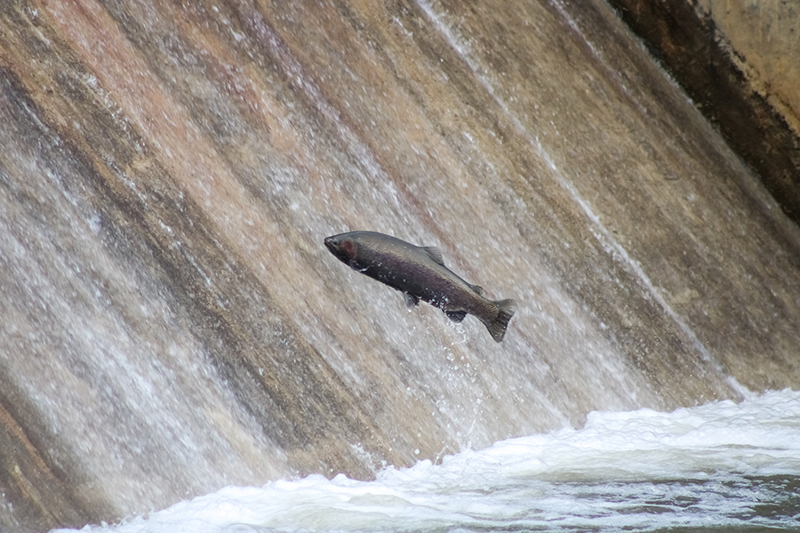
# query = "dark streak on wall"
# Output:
<box><xmin>606</xmin><ymin>0</ymin><xmax>800</xmax><ymax>225</ymax></box>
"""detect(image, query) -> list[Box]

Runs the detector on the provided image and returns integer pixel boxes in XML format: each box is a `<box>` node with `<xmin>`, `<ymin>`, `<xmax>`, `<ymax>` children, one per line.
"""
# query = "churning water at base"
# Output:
<box><xmin>58</xmin><ymin>389</ymin><xmax>800</xmax><ymax>533</ymax></box>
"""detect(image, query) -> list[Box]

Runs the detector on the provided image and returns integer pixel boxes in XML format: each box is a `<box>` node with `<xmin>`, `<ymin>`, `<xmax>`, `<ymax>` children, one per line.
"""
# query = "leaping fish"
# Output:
<box><xmin>324</xmin><ymin>231</ymin><xmax>517</xmax><ymax>342</ymax></box>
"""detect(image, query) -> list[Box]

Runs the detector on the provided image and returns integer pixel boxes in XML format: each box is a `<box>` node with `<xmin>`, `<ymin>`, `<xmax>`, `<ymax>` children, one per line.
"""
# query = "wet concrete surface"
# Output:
<box><xmin>1</xmin><ymin>0</ymin><xmax>800</xmax><ymax>530</ymax></box>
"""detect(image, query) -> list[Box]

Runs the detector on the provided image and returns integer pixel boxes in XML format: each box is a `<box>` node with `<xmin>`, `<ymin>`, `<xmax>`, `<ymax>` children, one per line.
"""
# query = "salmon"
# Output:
<box><xmin>324</xmin><ymin>231</ymin><xmax>517</xmax><ymax>342</ymax></box>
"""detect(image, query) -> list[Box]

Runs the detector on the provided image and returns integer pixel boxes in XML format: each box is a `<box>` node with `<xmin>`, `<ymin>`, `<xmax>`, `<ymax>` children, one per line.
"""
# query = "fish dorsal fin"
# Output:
<box><xmin>423</xmin><ymin>246</ymin><xmax>445</xmax><ymax>266</ymax></box>
<box><xmin>404</xmin><ymin>292</ymin><xmax>420</xmax><ymax>309</ymax></box>
<box><xmin>470</xmin><ymin>284</ymin><xmax>484</xmax><ymax>295</ymax></box>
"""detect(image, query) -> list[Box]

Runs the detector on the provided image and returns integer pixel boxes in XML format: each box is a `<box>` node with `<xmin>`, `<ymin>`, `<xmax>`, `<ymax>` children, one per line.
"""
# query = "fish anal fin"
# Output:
<box><xmin>404</xmin><ymin>292</ymin><xmax>420</xmax><ymax>309</ymax></box>
<box><xmin>422</xmin><ymin>246</ymin><xmax>445</xmax><ymax>266</ymax></box>
<box><xmin>446</xmin><ymin>310</ymin><xmax>468</xmax><ymax>323</ymax></box>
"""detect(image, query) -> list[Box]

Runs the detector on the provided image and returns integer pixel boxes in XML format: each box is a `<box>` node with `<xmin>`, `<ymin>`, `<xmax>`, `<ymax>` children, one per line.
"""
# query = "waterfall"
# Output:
<box><xmin>1</xmin><ymin>0</ymin><xmax>799</xmax><ymax>531</ymax></box>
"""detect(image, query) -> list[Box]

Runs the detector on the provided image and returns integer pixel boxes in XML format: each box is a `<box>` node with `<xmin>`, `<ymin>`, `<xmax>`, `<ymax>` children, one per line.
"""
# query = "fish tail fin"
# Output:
<box><xmin>486</xmin><ymin>299</ymin><xmax>517</xmax><ymax>342</ymax></box>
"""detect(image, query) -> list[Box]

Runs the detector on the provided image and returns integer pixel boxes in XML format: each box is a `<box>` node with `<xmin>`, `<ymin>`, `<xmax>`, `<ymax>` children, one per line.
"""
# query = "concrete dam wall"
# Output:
<box><xmin>1</xmin><ymin>0</ymin><xmax>799</xmax><ymax>531</ymax></box>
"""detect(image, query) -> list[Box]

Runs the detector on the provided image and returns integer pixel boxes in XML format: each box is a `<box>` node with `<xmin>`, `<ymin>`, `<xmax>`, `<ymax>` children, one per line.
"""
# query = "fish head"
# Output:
<box><xmin>324</xmin><ymin>234</ymin><xmax>358</xmax><ymax>264</ymax></box>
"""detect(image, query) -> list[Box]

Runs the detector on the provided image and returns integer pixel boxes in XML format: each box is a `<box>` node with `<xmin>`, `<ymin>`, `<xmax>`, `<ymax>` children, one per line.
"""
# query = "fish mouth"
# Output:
<box><xmin>325</xmin><ymin>234</ymin><xmax>356</xmax><ymax>263</ymax></box>
<box><xmin>324</xmin><ymin>236</ymin><xmax>338</xmax><ymax>253</ymax></box>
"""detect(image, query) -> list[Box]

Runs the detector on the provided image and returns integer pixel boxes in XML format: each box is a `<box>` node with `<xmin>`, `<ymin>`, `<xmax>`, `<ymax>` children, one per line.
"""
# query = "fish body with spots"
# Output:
<box><xmin>324</xmin><ymin>231</ymin><xmax>517</xmax><ymax>342</ymax></box>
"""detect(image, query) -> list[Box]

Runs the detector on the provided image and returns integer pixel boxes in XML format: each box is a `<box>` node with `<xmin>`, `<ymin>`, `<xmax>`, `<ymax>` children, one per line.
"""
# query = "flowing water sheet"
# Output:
<box><xmin>55</xmin><ymin>389</ymin><xmax>800</xmax><ymax>532</ymax></box>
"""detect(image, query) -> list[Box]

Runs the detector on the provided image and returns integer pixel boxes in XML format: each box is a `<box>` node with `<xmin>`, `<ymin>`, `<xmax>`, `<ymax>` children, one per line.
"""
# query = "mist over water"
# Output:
<box><xmin>54</xmin><ymin>389</ymin><xmax>800</xmax><ymax>532</ymax></box>
<box><xmin>2</xmin><ymin>0</ymin><xmax>800</xmax><ymax>531</ymax></box>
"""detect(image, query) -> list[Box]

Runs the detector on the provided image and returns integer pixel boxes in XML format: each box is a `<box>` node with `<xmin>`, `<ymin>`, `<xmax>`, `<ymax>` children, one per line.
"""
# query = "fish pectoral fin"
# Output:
<box><xmin>445</xmin><ymin>310</ymin><xmax>468</xmax><ymax>322</ymax></box>
<box><xmin>348</xmin><ymin>259</ymin><xmax>365</xmax><ymax>272</ymax></box>
<box><xmin>422</xmin><ymin>246</ymin><xmax>445</xmax><ymax>266</ymax></box>
<box><xmin>404</xmin><ymin>292</ymin><xmax>420</xmax><ymax>309</ymax></box>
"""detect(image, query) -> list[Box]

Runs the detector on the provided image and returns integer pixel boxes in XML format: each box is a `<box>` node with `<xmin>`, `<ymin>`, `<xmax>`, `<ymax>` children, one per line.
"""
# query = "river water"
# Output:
<box><xmin>54</xmin><ymin>388</ymin><xmax>800</xmax><ymax>532</ymax></box>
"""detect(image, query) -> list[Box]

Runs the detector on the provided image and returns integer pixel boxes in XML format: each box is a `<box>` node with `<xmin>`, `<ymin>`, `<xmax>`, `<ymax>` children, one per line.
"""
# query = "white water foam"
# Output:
<box><xmin>56</xmin><ymin>388</ymin><xmax>800</xmax><ymax>532</ymax></box>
